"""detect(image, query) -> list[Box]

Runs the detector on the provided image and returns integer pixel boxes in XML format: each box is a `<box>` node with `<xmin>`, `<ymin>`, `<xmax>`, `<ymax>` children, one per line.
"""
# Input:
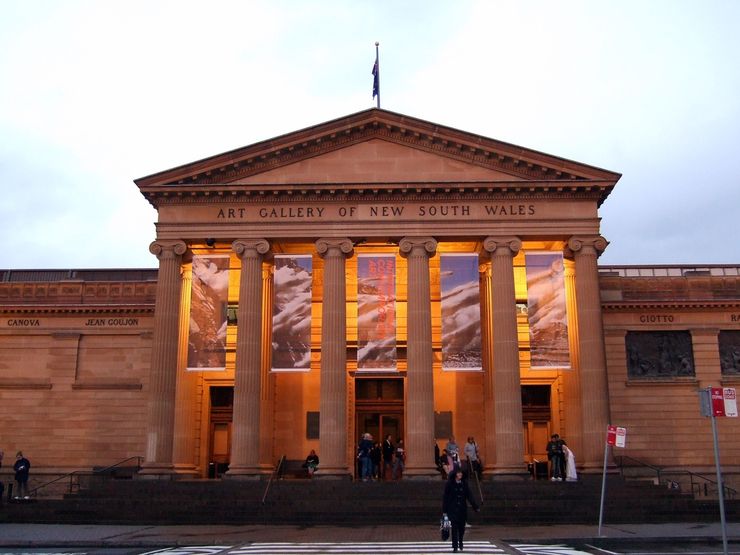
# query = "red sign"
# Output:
<box><xmin>607</xmin><ymin>425</ymin><xmax>627</xmax><ymax>447</ymax></box>
<box><xmin>711</xmin><ymin>387</ymin><xmax>726</xmax><ymax>417</ymax></box>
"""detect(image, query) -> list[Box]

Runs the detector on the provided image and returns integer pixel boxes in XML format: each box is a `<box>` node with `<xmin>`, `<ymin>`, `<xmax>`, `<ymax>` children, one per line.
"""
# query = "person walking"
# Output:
<box><xmin>442</xmin><ymin>469</ymin><xmax>479</xmax><ymax>552</ymax></box>
<box><xmin>13</xmin><ymin>451</ymin><xmax>31</xmax><ymax>500</ymax></box>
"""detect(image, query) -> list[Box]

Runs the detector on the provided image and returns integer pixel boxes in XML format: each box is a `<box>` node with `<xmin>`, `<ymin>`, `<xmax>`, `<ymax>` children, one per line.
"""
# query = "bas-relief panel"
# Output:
<box><xmin>719</xmin><ymin>330</ymin><xmax>740</xmax><ymax>376</ymax></box>
<box><xmin>625</xmin><ymin>331</ymin><xmax>695</xmax><ymax>378</ymax></box>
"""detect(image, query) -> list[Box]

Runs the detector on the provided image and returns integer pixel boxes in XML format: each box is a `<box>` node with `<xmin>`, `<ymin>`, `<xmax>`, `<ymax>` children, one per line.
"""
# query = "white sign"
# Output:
<box><xmin>724</xmin><ymin>388</ymin><xmax>738</xmax><ymax>418</ymax></box>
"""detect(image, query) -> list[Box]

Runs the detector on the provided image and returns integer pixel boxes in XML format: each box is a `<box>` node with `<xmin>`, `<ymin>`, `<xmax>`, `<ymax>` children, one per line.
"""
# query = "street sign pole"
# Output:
<box><xmin>701</xmin><ymin>386</ymin><xmax>729</xmax><ymax>555</ymax></box>
<box><xmin>597</xmin><ymin>441</ymin><xmax>609</xmax><ymax>537</ymax></box>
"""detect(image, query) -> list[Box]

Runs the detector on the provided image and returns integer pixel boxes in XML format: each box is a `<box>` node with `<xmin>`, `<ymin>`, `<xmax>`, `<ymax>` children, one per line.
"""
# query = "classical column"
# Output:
<box><xmin>227</xmin><ymin>239</ymin><xmax>270</xmax><ymax>478</ymax></box>
<box><xmin>173</xmin><ymin>265</ymin><xmax>199</xmax><ymax>475</ymax></box>
<box><xmin>561</xmin><ymin>261</ymin><xmax>583</xmax><ymax>458</ymax></box>
<box><xmin>567</xmin><ymin>235</ymin><xmax>610</xmax><ymax>472</ymax></box>
<box><xmin>141</xmin><ymin>239</ymin><xmax>187</xmax><ymax>477</ymax></box>
<box><xmin>314</xmin><ymin>238</ymin><xmax>353</xmax><ymax>478</ymax></box>
<box><xmin>483</xmin><ymin>236</ymin><xmax>527</xmax><ymax>478</ymax></box>
<box><xmin>399</xmin><ymin>236</ymin><xmax>438</xmax><ymax>478</ymax></box>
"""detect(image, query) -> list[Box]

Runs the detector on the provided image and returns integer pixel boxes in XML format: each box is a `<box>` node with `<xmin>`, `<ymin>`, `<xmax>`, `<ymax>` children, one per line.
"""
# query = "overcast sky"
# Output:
<box><xmin>1</xmin><ymin>0</ymin><xmax>738</xmax><ymax>270</ymax></box>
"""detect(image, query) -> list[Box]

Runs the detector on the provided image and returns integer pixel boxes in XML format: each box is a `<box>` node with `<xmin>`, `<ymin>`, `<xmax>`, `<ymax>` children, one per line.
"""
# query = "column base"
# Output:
<box><xmin>137</xmin><ymin>462</ymin><xmax>181</xmax><ymax>480</ymax></box>
<box><xmin>173</xmin><ymin>463</ymin><xmax>200</xmax><ymax>478</ymax></box>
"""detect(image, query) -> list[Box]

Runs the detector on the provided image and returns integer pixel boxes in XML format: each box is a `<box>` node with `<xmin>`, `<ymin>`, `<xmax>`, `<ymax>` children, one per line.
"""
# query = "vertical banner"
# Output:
<box><xmin>525</xmin><ymin>252</ymin><xmax>571</xmax><ymax>369</ymax></box>
<box><xmin>440</xmin><ymin>254</ymin><xmax>482</xmax><ymax>371</ymax></box>
<box><xmin>187</xmin><ymin>255</ymin><xmax>229</xmax><ymax>371</ymax></box>
<box><xmin>357</xmin><ymin>254</ymin><xmax>397</xmax><ymax>371</ymax></box>
<box><xmin>272</xmin><ymin>255</ymin><xmax>313</xmax><ymax>371</ymax></box>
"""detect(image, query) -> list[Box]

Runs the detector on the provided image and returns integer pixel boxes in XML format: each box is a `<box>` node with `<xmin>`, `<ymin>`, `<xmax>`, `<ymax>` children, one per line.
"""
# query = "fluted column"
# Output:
<box><xmin>399</xmin><ymin>236</ymin><xmax>438</xmax><ymax>478</ymax></box>
<box><xmin>173</xmin><ymin>266</ymin><xmax>199</xmax><ymax>475</ymax></box>
<box><xmin>141</xmin><ymin>239</ymin><xmax>187</xmax><ymax>476</ymax></box>
<box><xmin>567</xmin><ymin>235</ymin><xmax>610</xmax><ymax>472</ymax></box>
<box><xmin>227</xmin><ymin>239</ymin><xmax>270</xmax><ymax>478</ymax></box>
<box><xmin>483</xmin><ymin>236</ymin><xmax>527</xmax><ymax>478</ymax></box>
<box><xmin>315</xmin><ymin>238</ymin><xmax>353</xmax><ymax>478</ymax></box>
<box><xmin>561</xmin><ymin>261</ymin><xmax>583</xmax><ymax>458</ymax></box>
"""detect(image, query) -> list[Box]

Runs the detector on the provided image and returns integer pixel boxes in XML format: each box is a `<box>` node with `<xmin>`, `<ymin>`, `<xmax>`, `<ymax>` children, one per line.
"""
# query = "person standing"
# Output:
<box><xmin>382</xmin><ymin>434</ymin><xmax>394</xmax><ymax>480</ymax></box>
<box><xmin>563</xmin><ymin>443</ymin><xmax>578</xmax><ymax>482</ymax></box>
<box><xmin>442</xmin><ymin>469</ymin><xmax>479</xmax><ymax>553</ymax></box>
<box><xmin>357</xmin><ymin>433</ymin><xmax>373</xmax><ymax>481</ymax></box>
<box><xmin>13</xmin><ymin>451</ymin><xmax>31</xmax><ymax>500</ymax></box>
<box><xmin>463</xmin><ymin>436</ymin><xmax>482</xmax><ymax>480</ymax></box>
<box><xmin>546</xmin><ymin>434</ymin><xmax>565</xmax><ymax>481</ymax></box>
<box><xmin>392</xmin><ymin>438</ymin><xmax>405</xmax><ymax>480</ymax></box>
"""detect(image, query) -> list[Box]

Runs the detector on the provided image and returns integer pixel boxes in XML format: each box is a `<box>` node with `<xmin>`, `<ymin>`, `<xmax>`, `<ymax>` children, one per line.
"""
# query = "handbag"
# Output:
<box><xmin>439</xmin><ymin>514</ymin><xmax>451</xmax><ymax>541</ymax></box>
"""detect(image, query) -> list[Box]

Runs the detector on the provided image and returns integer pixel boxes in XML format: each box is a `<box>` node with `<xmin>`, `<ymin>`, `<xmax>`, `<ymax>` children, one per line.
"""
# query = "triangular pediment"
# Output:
<box><xmin>135</xmin><ymin>108</ymin><xmax>620</xmax><ymax>206</ymax></box>
<box><xmin>231</xmin><ymin>138</ymin><xmax>524</xmax><ymax>185</ymax></box>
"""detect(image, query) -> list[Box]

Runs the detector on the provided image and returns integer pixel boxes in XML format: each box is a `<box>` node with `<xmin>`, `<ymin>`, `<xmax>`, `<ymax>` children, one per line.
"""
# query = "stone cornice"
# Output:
<box><xmin>602</xmin><ymin>300</ymin><xmax>740</xmax><ymax>311</ymax></box>
<box><xmin>0</xmin><ymin>305</ymin><xmax>154</xmax><ymax>314</ymax></box>
<box><xmin>136</xmin><ymin>109</ymin><xmax>620</xmax><ymax>207</ymax></box>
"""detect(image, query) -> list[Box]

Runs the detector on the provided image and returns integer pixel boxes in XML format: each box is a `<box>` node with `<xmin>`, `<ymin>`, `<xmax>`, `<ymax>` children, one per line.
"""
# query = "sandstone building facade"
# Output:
<box><xmin>1</xmin><ymin>110</ymin><xmax>738</xmax><ymax>484</ymax></box>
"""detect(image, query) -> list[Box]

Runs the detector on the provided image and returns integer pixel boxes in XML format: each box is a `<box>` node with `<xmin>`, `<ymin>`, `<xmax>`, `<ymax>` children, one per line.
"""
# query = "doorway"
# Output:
<box><xmin>522</xmin><ymin>384</ymin><xmax>551</xmax><ymax>478</ymax></box>
<box><xmin>355</xmin><ymin>378</ymin><xmax>404</xmax><ymax>478</ymax></box>
<box><xmin>208</xmin><ymin>386</ymin><xmax>233</xmax><ymax>478</ymax></box>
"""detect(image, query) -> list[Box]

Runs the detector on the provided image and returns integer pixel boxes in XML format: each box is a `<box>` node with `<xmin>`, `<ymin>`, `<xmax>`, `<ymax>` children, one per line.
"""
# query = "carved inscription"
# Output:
<box><xmin>215</xmin><ymin>203</ymin><xmax>536</xmax><ymax>221</ymax></box>
<box><xmin>719</xmin><ymin>330</ymin><xmax>740</xmax><ymax>375</ymax></box>
<box><xmin>626</xmin><ymin>331</ymin><xmax>695</xmax><ymax>378</ymax></box>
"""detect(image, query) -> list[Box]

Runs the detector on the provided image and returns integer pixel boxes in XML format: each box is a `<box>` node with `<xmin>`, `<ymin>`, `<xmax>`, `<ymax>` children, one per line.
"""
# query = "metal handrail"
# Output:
<box><xmin>615</xmin><ymin>455</ymin><xmax>737</xmax><ymax>499</ymax></box>
<box><xmin>262</xmin><ymin>455</ymin><xmax>286</xmax><ymax>505</ymax></box>
<box><xmin>27</xmin><ymin>456</ymin><xmax>143</xmax><ymax>498</ymax></box>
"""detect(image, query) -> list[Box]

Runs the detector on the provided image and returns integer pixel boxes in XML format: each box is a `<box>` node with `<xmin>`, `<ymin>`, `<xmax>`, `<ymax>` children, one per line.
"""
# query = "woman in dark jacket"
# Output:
<box><xmin>13</xmin><ymin>451</ymin><xmax>31</xmax><ymax>499</ymax></box>
<box><xmin>442</xmin><ymin>469</ymin><xmax>479</xmax><ymax>552</ymax></box>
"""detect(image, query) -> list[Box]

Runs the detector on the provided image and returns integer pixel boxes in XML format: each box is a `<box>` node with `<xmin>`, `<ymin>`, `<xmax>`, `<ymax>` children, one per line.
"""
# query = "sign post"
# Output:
<box><xmin>698</xmin><ymin>387</ymin><xmax>736</xmax><ymax>555</ymax></box>
<box><xmin>598</xmin><ymin>425</ymin><xmax>626</xmax><ymax>536</ymax></box>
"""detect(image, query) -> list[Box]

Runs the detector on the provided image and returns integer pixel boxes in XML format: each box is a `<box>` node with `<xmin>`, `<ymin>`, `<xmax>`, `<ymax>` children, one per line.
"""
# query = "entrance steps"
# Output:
<box><xmin>1</xmin><ymin>475</ymin><xmax>737</xmax><ymax>525</ymax></box>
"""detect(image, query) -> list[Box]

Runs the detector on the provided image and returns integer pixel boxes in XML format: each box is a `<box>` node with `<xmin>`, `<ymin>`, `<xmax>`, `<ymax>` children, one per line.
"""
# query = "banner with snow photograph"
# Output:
<box><xmin>187</xmin><ymin>255</ymin><xmax>229</xmax><ymax>371</ymax></box>
<box><xmin>272</xmin><ymin>255</ymin><xmax>313</xmax><ymax>371</ymax></box>
<box><xmin>440</xmin><ymin>254</ymin><xmax>482</xmax><ymax>371</ymax></box>
<box><xmin>525</xmin><ymin>252</ymin><xmax>571</xmax><ymax>369</ymax></box>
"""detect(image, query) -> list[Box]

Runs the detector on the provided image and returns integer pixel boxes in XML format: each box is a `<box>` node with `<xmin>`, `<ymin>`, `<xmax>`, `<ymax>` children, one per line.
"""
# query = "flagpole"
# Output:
<box><xmin>375</xmin><ymin>42</ymin><xmax>380</xmax><ymax>108</ymax></box>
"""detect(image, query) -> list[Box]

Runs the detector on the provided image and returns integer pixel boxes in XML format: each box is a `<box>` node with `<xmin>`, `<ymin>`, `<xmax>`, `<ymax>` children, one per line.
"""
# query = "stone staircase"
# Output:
<box><xmin>1</xmin><ymin>475</ymin><xmax>737</xmax><ymax>526</ymax></box>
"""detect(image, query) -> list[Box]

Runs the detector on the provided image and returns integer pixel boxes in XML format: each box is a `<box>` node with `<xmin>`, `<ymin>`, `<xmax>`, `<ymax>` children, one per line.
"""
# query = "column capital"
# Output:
<box><xmin>315</xmin><ymin>237</ymin><xmax>353</xmax><ymax>258</ymax></box>
<box><xmin>149</xmin><ymin>240</ymin><xmax>187</xmax><ymax>259</ymax></box>
<box><xmin>232</xmin><ymin>239</ymin><xmax>270</xmax><ymax>259</ymax></box>
<box><xmin>482</xmin><ymin>236</ymin><xmax>521</xmax><ymax>256</ymax></box>
<box><xmin>566</xmin><ymin>235</ymin><xmax>608</xmax><ymax>257</ymax></box>
<box><xmin>398</xmin><ymin>236</ymin><xmax>437</xmax><ymax>258</ymax></box>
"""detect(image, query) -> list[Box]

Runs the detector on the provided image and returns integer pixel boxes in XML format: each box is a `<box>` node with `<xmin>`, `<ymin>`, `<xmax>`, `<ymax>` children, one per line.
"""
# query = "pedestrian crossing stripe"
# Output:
<box><xmin>142</xmin><ymin>542</ymin><xmax>506</xmax><ymax>555</ymax></box>
<box><xmin>509</xmin><ymin>544</ymin><xmax>594</xmax><ymax>555</ymax></box>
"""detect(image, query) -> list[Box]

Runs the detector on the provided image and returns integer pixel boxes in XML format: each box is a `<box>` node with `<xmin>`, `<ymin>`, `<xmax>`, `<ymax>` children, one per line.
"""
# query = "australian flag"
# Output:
<box><xmin>372</xmin><ymin>55</ymin><xmax>379</xmax><ymax>100</ymax></box>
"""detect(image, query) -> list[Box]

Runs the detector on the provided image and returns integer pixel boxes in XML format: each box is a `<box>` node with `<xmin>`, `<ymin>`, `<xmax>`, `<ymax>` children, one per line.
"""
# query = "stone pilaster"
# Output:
<box><xmin>483</xmin><ymin>236</ymin><xmax>527</xmax><ymax>478</ymax></box>
<box><xmin>227</xmin><ymin>239</ymin><xmax>270</xmax><ymax>478</ymax></box>
<box><xmin>141</xmin><ymin>239</ymin><xmax>187</xmax><ymax>477</ymax></box>
<box><xmin>314</xmin><ymin>238</ymin><xmax>353</xmax><ymax>478</ymax></box>
<box><xmin>399</xmin><ymin>236</ymin><xmax>438</xmax><ymax>478</ymax></box>
<box><xmin>259</xmin><ymin>263</ymin><xmax>276</xmax><ymax>472</ymax></box>
<box><xmin>567</xmin><ymin>235</ymin><xmax>610</xmax><ymax>472</ymax></box>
